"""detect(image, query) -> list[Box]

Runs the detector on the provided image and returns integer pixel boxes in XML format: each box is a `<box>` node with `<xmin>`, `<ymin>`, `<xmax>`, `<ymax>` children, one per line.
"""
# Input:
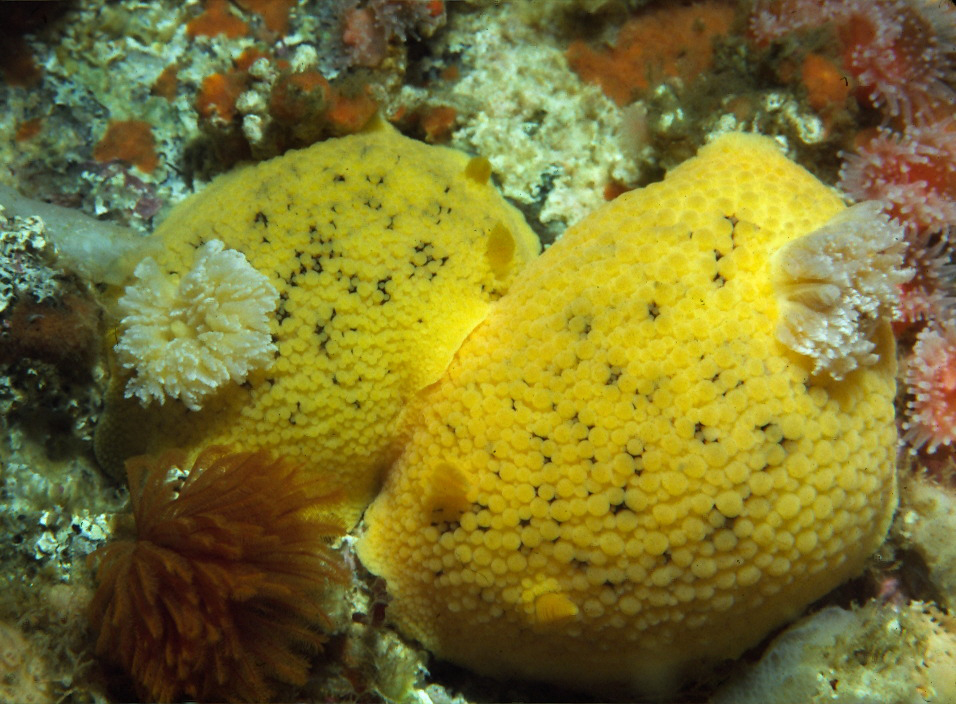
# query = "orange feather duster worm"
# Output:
<box><xmin>88</xmin><ymin>447</ymin><xmax>347</xmax><ymax>703</ymax></box>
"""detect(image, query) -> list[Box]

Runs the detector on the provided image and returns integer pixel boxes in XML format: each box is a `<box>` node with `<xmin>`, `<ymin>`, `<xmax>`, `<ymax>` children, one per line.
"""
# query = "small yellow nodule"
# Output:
<box><xmin>464</xmin><ymin>155</ymin><xmax>492</xmax><ymax>184</ymax></box>
<box><xmin>534</xmin><ymin>592</ymin><xmax>579</xmax><ymax>625</ymax></box>
<box><xmin>486</xmin><ymin>222</ymin><xmax>515</xmax><ymax>276</ymax></box>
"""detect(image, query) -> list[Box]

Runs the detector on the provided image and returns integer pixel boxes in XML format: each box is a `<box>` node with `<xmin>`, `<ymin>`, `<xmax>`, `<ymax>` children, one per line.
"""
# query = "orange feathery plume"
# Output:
<box><xmin>88</xmin><ymin>446</ymin><xmax>347</xmax><ymax>703</ymax></box>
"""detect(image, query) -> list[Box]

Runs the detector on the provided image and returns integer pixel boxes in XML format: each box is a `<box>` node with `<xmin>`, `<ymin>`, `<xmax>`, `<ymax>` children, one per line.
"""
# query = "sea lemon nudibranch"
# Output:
<box><xmin>95</xmin><ymin>121</ymin><xmax>540</xmax><ymax>527</ymax></box>
<box><xmin>357</xmin><ymin>132</ymin><xmax>910</xmax><ymax>697</ymax></box>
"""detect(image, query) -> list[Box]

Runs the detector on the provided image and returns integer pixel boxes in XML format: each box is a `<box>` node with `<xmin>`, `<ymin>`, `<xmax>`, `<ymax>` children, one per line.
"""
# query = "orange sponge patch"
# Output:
<box><xmin>196</xmin><ymin>71</ymin><xmax>247</xmax><ymax>123</ymax></box>
<box><xmin>93</xmin><ymin>120</ymin><xmax>159</xmax><ymax>174</ymax></box>
<box><xmin>236</xmin><ymin>0</ymin><xmax>296</xmax><ymax>35</ymax></box>
<box><xmin>567</xmin><ymin>1</ymin><xmax>736</xmax><ymax>106</ymax></box>
<box><xmin>801</xmin><ymin>53</ymin><xmax>852</xmax><ymax>112</ymax></box>
<box><xmin>186</xmin><ymin>0</ymin><xmax>249</xmax><ymax>39</ymax></box>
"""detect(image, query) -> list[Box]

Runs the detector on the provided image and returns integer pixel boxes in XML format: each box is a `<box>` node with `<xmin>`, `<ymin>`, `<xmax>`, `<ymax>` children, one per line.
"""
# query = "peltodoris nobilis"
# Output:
<box><xmin>95</xmin><ymin>121</ymin><xmax>539</xmax><ymax>525</ymax></box>
<box><xmin>357</xmin><ymin>133</ymin><xmax>908</xmax><ymax>695</ymax></box>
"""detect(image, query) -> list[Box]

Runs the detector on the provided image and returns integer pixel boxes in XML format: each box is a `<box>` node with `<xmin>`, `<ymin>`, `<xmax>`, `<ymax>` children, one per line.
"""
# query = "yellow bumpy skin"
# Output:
<box><xmin>96</xmin><ymin>122</ymin><xmax>539</xmax><ymax>526</ymax></box>
<box><xmin>358</xmin><ymin>134</ymin><xmax>901</xmax><ymax>695</ymax></box>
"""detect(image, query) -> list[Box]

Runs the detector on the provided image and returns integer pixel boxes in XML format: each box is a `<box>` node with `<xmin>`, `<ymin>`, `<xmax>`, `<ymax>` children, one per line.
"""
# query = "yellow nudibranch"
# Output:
<box><xmin>95</xmin><ymin>121</ymin><xmax>539</xmax><ymax>526</ymax></box>
<box><xmin>357</xmin><ymin>133</ymin><xmax>908</xmax><ymax>695</ymax></box>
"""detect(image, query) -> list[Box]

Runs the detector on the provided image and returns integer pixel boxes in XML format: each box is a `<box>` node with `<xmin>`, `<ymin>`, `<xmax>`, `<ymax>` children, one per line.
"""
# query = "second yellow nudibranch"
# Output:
<box><xmin>358</xmin><ymin>133</ymin><xmax>910</xmax><ymax>696</ymax></box>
